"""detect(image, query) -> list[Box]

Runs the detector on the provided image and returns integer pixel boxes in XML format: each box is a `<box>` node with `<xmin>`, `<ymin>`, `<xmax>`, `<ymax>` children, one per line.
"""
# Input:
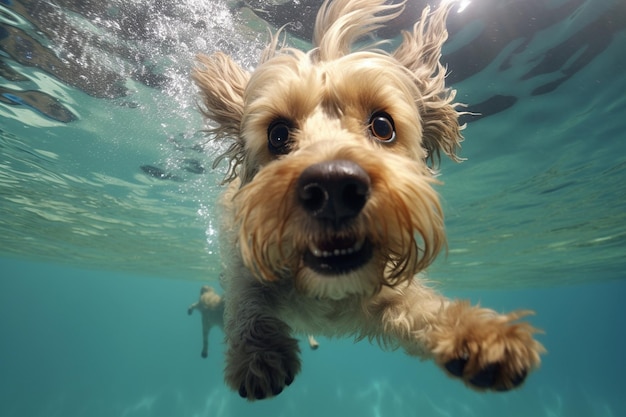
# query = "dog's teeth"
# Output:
<box><xmin>309</xmin><ymin>238</ymin><xmax>365</xmax><ymax>258</ymax></box>
<box><xmin>311</xmin><ymin>246</ymin><xmax>322</xmax><ymax>257</ymax></box>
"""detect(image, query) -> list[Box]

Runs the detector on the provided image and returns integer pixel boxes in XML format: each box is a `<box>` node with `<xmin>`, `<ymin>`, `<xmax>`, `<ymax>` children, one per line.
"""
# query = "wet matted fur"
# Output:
<box><xmin>193</xmin><ymin>0</ymin><xmax>544</xmax><ymax>400</ymax></box>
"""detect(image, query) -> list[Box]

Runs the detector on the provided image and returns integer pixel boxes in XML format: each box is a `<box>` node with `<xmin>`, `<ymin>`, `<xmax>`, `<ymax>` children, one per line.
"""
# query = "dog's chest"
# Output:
<box><xmin>277</xmin><ymin>295</ymin><xmax>365</xmax><ymax>337</ymax></box>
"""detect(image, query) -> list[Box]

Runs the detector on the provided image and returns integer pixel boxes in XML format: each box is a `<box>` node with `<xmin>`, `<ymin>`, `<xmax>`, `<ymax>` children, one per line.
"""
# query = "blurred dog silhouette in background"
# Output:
<box><xmin>187</xmin><ymin>285</ymin><xmax>224</xmax><ymax>358</ymax></box>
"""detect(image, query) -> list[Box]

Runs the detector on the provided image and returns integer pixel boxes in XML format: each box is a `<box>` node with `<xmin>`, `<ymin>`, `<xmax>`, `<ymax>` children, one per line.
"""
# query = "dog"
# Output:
<box><xmin>187</xmin><ymin>285</ymin><xmax>225</xmax><ymax>358</ymax></box>
<box><xmin>192</xmin><ymin>0</ymin><xmax>545</xmax><ymax>400</ymax></box>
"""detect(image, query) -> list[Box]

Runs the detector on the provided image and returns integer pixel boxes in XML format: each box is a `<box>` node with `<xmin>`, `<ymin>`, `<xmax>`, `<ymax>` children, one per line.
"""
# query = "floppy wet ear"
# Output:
<box><xmin>420</xmin><ymin>87</ymin><xmax>464</xmax><ymax>167</ymax></box>
<box><xmin>193</xmin><ymin>52</ymin><xmax>248</xmax><ymax>138</ymax></box>
<box><xmin>193</xmin><ymin>52</ymin><xmax>250</xmax><ymax>182</ymax></box>
<box><xmin>392</xmin><ymin>5</ymin><xmax>464</xmax><ymax>166</ymax></box>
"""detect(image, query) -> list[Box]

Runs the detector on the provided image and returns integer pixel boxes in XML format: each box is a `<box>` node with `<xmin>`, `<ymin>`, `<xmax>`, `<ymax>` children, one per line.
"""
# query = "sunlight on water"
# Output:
<box><xmin>0</xmin><ymin>0</ymin><xmax>270</xmax><ymax>281</ymax></box>
<box><xmin>0</xmin><ymin>0</ymin><xmax>625</xmax><ymax>288</ymax></box>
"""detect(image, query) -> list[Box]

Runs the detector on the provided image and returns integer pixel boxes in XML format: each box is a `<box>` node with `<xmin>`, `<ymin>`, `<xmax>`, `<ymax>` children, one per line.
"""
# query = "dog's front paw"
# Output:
<box><xmin>232</xmin><ymin>347</ymin><xmax>300</xmax><ymax>400</ymax></box>
<box><xmin>431</xmin><ymin>303</ymin><xmax>545</xmax><ymax>391</ymax></box>
<box><xmin>225</xmin><ymin>322</ymin><xmax>301</xmax><ymax>400</ymax></box>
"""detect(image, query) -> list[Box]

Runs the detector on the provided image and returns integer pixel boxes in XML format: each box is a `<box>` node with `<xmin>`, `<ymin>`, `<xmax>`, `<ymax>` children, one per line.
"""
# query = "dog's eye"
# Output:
<box><xmin>368</xmin><ymin>112</ymin><xmax>396</xmax><ymax>143</ymax></box>
<box><xmin>267</xmin><ymin>120</ymin><xmax>292</xmax><ymax>154</ymax></box>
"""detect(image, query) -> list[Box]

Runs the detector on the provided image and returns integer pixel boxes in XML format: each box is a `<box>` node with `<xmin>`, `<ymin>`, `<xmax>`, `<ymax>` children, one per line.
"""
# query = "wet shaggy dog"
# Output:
<box><xmin>193</xmin><ymin>0</ymin><xmax>544</xmax><ymax>400</ymax></box>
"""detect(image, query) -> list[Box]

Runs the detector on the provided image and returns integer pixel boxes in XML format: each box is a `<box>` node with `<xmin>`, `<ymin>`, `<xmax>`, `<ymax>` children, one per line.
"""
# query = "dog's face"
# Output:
<box><xmin>194</xmin><ymin>0</ymin><xmax>463</xmax><ymax>300</ymax></box>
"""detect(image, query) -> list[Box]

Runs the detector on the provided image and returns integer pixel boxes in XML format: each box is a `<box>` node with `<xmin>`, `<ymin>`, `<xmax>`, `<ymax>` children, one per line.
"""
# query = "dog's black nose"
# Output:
<box><xmin>297</xmin><ymin>160</ymin><xmax>370</xmax><ymax>224</ymax></box>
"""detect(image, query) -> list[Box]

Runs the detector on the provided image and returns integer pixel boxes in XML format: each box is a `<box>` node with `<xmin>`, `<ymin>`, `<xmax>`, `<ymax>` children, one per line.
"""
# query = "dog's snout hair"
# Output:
<box><xmin>297</xmin><ymin>160</ymin><xmax>371</xmax><ymax>225</ymax></box>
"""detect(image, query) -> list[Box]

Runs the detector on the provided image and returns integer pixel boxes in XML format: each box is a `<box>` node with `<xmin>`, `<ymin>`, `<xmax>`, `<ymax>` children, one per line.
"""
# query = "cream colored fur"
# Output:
<box><xmin>192</xmin><ymin>0</ymin><xmax>544</xmax><ymax>400</ymax></box>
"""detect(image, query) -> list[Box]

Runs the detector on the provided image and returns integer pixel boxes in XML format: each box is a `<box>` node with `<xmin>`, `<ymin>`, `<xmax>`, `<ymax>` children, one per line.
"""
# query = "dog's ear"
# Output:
<box><xmin>193</xmin><ymin>52</ymin><xmax>248</xmax><ymax>136</ymax></box>
<box><xmin>313</xmin><ymin>0</ymin><xmax>403</xmax><ymax>61</ymax></box>
<box><xmin>193</xmin><ymin>52</ymin><xmax>250</xmax><ymax>182</ymax></box>
<box><xmin>393</xmin><ymin>5</ymin><xmax>464</xmax><ymax>167</ymax></box>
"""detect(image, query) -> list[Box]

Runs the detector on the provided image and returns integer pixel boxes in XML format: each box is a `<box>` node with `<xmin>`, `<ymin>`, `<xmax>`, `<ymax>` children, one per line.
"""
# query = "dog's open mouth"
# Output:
<box><xmin>303</xmin><ymin>235</ymin><xmax>373</xmax><ymax>275</ymax></box>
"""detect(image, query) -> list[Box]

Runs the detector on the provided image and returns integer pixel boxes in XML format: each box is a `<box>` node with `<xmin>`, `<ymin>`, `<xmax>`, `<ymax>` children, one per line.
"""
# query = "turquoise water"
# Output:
<box><xmin>1</xmin><ymin>0</ymin><xmax>626</xmax><ymax>416</ymax></box>
<box><xmin>2</xmin><ymin>258</ymin><xmax>625</xmax><ymax>417</ymax></box>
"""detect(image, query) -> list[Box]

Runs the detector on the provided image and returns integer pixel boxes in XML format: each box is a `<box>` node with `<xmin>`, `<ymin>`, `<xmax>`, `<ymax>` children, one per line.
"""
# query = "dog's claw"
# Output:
<box><xmin>446</xmin><ymin>358</ymin><xmax>513</xmax><ymax>390</ymax></box>
<box><xmin>285</xmin><ymin>373</ymin><xmax>294</xmax><ymax>386</ymax></box>
<box><xmin>237</xmin><ymin>375</ymin><xmax>287</xmax><ymax>400</ymax></box>
<box><xmin>444</xmin><ymin>355</ymin><xmax>533</xmax><ymax>391</ymax></box>
<box><xmin>238</xmin><ymin>381</ymin><xmax>278</xmax><ymax>400</ymax></box>
<box><xmin>469</xmin><ymin>363</ymin><xmax>498</xmax><ymax>388</ymax></box>
<box><xmin>496</xmin><ymin>370</ymin><xmax>528</xmax><ymax>391</ymax></box>
<box><xmin>511</xmin><ymin>370</ymin><xmax>528</xmax><ymax>387</ymax></box>
<box><xmin>444</xmin><ymin>358</ymin><xmax>467</xmax><ymax>377</ymax></box>
<box><xmin>254</xmin><ymin>386</ymin><xmax>267</xmax><ymax>400</ymax></box>
<box><xmin>445</xmin><ymin>357</ymin><xmax>530</xmax><ymax>391</ymax></box>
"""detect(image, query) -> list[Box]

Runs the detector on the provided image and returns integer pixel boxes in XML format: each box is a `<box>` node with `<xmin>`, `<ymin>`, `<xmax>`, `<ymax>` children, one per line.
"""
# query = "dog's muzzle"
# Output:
<box><xmin>297</xmin><ymin>160</ymin><xmax>374</xmax><ymax>275</ymax></box>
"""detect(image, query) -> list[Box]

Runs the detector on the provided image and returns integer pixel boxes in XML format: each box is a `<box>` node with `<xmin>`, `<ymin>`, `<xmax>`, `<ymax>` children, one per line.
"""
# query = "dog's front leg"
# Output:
<box><xmin>223</xmin><ymin>278</ymin><xmax>301</xmax><ymax>400</ymax></box>
<box><xmin>370</xmin><ymin>282</ymin><xmax>544</xmax><ymax>392</ymax></box>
